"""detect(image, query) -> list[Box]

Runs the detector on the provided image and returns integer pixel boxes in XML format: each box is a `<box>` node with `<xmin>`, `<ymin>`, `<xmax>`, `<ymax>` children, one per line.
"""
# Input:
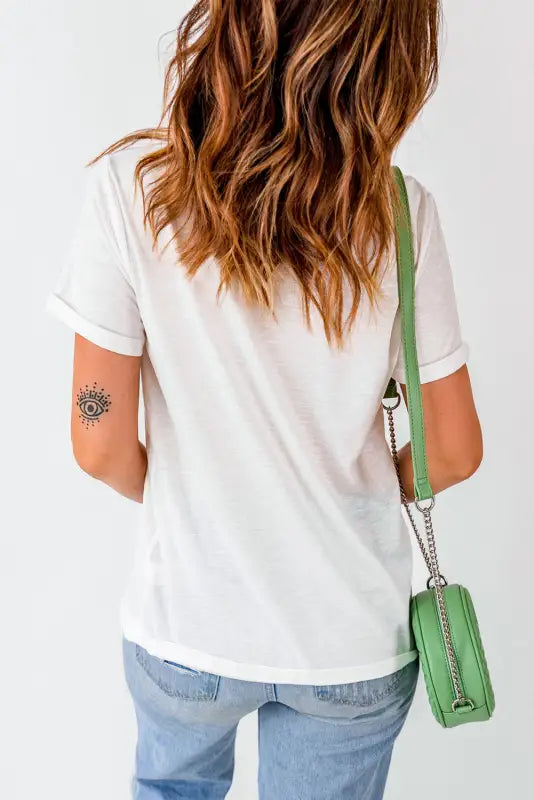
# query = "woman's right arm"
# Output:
<box><xmin>397</xmin><ymin>364</ymin><xmax>483</xmax><ymax>503</ymax></box>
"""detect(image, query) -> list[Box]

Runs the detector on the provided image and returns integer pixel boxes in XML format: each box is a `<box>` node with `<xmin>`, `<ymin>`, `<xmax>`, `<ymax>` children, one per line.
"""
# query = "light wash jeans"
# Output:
<box><xmin>122</xmin><ymin>637</ymin><xmax>419</xmax><ymax>799</ymax></box>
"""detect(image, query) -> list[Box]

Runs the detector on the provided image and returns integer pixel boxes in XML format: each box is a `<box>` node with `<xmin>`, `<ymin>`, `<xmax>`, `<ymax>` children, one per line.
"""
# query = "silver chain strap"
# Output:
<box><xmin>382</xmin><ymin>393</ymin><xmax>473</xmax><ymax>711</ymax></box>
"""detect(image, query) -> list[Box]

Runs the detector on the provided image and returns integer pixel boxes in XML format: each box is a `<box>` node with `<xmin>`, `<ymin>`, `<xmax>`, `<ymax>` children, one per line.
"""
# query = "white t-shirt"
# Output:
<box><xmin>46</xmin><ymin>140</ymin><xmax>469</xmax><ymax>685</ymax></box>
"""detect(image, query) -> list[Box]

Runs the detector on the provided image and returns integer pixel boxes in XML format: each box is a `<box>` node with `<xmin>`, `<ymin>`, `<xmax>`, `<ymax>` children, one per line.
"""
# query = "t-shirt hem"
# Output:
<box><xmin>45</xmin><ymin>293</ymin><xmax>145</xmax><ymax>357</ymax></box>
<box><xmin>120</xmin><ymin>617</ymin><xmax>419</xmax><ymax>686</ymax></box>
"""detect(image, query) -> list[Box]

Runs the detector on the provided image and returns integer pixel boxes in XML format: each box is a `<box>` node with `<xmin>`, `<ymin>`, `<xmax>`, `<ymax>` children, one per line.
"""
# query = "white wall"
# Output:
<box><xmin>1</xmin><ymin>1</ymin><xmax>532</xmax><ymax>797</ymax></box>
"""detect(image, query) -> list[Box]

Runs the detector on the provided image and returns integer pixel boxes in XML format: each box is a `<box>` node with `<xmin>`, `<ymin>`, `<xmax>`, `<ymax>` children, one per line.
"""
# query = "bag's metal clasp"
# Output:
<box><xmin>426</xmin><ymin>574</ymin><xmax>448</xmax><ymax>590</ymax></box>
<box><xmin>452</xmin><ymin>697</ymin><xmax>475</xmax><ymax>713</ymax></box>
<box><xmin>381</xmin><ymin>393</ymin><xmax>401</xmax><ymax>411</ymax></box>
<box><xmin>415</xmin><ymin>496</ymin><xmax>435</xmax><ymax>513</ymax></box>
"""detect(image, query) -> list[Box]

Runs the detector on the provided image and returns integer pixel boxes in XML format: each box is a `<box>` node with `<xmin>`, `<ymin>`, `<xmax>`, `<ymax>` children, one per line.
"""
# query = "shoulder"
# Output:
<box><xmin>80</xmin><ymin>137</ymin><xmax>165</xmax><ymax>249</ymax></box>
<box><xmin>73</xmin><ymin>138</ymin><xmax>165</xmax><ymax>270</ymax></box>
<box><xmin>399</xmin><ymin>172</ymin><xmax>441</xmax><ymax>265</ymax></box>
<box><xmin>402</xmin><ymin>172</ymin><xmax>435</xmax><ymax>222</ymax></box>
<box><xmin>86</xmin><ymin>137</ymin><xmax>163</xmax><ymax>198</ymax></box>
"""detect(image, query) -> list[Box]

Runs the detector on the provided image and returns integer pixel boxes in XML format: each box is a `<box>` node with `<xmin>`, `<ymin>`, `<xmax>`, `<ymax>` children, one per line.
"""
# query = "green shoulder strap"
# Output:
<box><xmin>383</xmin><ymin>166</ymin><xmax>434</xmax><ymax>502</ymax></box>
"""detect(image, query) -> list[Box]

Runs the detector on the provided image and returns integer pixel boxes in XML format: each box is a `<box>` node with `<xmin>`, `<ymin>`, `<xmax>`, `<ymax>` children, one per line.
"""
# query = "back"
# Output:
<box><xmin>46</xmin><ymin>139</ymin><xmax>468</xmax><ymax>684</ymax></box>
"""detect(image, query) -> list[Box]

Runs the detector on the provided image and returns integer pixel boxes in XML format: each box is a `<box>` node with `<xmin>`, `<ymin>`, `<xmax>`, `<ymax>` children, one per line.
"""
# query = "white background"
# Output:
<box><xmin>1</xmin><ymin>1</ymin><xmax>532</xmax><ymax>797</ymax></box>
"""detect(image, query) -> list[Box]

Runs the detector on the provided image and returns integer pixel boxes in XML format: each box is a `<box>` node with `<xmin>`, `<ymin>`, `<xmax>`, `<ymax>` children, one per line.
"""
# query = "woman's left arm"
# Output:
<box><xmin>71</xmin><ymin>333</ymin><xmax>147</xmax><ymax>503</ymax></box>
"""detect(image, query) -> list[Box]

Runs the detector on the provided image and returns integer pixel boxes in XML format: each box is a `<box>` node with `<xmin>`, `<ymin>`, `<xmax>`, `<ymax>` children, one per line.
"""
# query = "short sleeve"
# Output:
<box><xmin>391</xmin><ymin>185</ymin><xmax>469</xmax><ymax>384</ymax></box>
<box><xmin>45</xmin><ymin>156</ymin><xmax>145</xmax><ymax>356</ymax></box>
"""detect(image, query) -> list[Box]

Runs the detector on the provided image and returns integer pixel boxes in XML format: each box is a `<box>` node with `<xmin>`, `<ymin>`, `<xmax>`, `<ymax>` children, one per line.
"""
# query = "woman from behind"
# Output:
<box><xmin>47</xmin><ymin>0</ymin><xmax>482</xmax><ymax>797</ymax></box>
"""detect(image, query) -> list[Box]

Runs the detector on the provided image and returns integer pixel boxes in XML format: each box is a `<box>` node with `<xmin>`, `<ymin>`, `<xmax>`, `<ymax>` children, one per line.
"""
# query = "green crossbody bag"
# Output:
<box><xmin>382</xmin><ymin>166</ymin><xmax>495</xmax><ymax>728</ymax></box>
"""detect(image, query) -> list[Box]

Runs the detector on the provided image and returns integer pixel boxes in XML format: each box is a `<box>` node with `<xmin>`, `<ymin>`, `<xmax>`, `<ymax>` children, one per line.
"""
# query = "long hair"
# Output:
<box><xmin>90</xmin><ymin>0</ymin><xmax>442</xmax><ymax>348</ymax></box>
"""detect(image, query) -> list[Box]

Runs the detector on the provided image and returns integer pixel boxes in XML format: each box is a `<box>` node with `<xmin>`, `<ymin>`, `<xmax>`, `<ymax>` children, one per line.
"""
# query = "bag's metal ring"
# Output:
<box><xmin>452</xmin><ymin>697</ymin><xmax>475</xmax><ymax>713</ymax></box>
<box><xmin>426</xmin><ymin>574</ymin><xmax>448</xmax><ymax>590</ymax></box>
<box><xmin>415</xmin><ymin>496</ymin><xmax>435</xmax><ymax>513</ymax></box>
<box><xmin>381</xmin><ymin>393</ymin><xmax>401</xmax><ymax>410</ymax></box>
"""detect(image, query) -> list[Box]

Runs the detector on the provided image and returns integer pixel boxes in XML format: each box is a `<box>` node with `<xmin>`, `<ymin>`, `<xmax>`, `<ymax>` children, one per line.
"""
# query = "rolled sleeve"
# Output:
<box><xmin>45</xmin><ymin>293</ymin><xmax>144</xmax><ymax>356</ymax></box>
<box><xmin>393</xmin><ymin>340</ymin><xmax>469</xmax><ymax>385</ymax></box>
<box><xmin>391</xmin><ymin>183</ymin><xmax>469</xmax><ymax>385</ymax></box>
<box><xmin>45</xmin><ymin>154</ymin><xmax>145</xmax><ymax>356</ymax></box>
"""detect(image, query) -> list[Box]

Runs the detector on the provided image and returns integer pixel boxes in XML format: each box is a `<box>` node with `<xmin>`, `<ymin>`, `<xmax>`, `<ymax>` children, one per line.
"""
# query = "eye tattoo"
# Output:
<box><xmin>76</xmin><ymin>382</ymin><xmax>112</xmax><ymax>428</ymax></box>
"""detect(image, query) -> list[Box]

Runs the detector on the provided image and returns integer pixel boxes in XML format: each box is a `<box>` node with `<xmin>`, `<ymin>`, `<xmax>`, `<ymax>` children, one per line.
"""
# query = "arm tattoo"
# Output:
<box><xmin>76</xmin><ymin>382</ymin><xmax>112</xmax><ymax>428</ymax></box>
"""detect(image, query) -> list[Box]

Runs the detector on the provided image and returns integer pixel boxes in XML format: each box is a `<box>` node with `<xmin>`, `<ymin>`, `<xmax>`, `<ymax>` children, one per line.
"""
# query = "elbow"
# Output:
<box><xmin>454</xmin><ymin>451</ymin><xmax>483</xmax><ymax>482</ymax></box>
<box><xmin>449</xmin><ymin>437</ymin><xmax>484</xmax><ymax>483</ymax></box>
<box><xmin>430</xmin><ymin>424</ymin><xmax>483</xmax><ymax>487</ymax></box>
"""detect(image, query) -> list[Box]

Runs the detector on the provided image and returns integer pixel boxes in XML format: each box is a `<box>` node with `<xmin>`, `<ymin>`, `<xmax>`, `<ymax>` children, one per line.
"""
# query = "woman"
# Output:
<box><xmin>46</xmin><ymin>1</ymin><xmax>482</xmax><ymax>797</ymax></box>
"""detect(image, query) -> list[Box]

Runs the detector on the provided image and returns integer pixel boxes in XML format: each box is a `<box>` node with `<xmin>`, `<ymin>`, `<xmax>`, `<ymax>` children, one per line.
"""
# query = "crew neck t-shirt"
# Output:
<box><xmin>46</xmin><ymin>140</ymin><xmax>469</xmax><ymax>685</ymax></box>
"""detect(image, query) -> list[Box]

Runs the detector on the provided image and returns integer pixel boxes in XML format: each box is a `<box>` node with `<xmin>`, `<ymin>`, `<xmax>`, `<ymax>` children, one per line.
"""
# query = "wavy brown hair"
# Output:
<box><xmin>90</xmin><ymin>0</ymin><xmax>442</xmax><ymax>348</ymax></box>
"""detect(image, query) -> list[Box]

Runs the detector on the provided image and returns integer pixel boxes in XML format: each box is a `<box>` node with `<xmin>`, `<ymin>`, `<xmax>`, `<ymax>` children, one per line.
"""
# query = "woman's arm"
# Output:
<box><xmin>396</xmin><ymin>364</ymin><xmax>483</xmax><ymax>503</ymax></box>
<box><xmin>70</xmin><ymin>333</ymin><xmax>147</xmax><ymax>502</ymax></box>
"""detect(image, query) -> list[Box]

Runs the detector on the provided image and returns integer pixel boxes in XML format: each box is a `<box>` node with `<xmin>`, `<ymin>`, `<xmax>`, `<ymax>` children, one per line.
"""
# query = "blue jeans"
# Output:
<box><xmin>122</xmin><ymin>637</ymin><xmax>419</xmax><ymax>799</ymax></box>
